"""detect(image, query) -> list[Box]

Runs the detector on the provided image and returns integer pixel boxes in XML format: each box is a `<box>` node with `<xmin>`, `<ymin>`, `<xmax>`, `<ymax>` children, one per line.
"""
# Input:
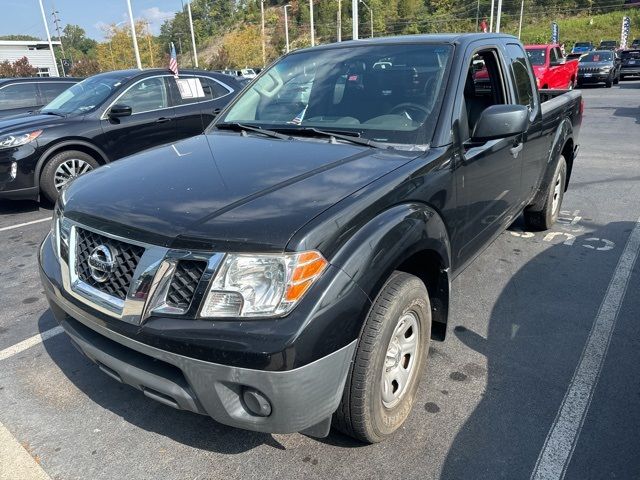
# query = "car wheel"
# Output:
<box><xmin>524</xmin><ymin>155</ymin><xmax>567</xmax><ymax>231</ymax></box>
<box><xmin>40</xmin><ymin>150</ymin><xmax>99</xmax><ymax>203</ymax></box>
<box><xmin>333</xmin><ymin>271</ymin><xmax>431</xmax><ymax>443</ymax></box>
<box><xmin>605</xmin><ymin>78</ymin><xmax>613</xmax><ymax>88</ymax></box>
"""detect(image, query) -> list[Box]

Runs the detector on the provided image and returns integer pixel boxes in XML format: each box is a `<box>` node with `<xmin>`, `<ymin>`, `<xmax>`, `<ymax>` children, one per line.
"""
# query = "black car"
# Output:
<box><xmin>0</xmin><ymin>69</ymin><xmax>240</xmax><ymax>202</ymax></box>
<box><xmin>40</xmin><ymin>34</ymin><xmax>582</xmax><ymax>442</ymax></box>
<box><xmin>0</xmin><ymin>77</ymin><xmax>80</xmax><ymax>119</ymax></box>
<box><xmin>577</xmin><ymin>50</ymin><xmax>620</xmax><ymax>87</ymax></box>
<box><xmin>631</xmin><ymin>39</ymin><xmax>640</xmax><ymax>49</ymax></box>
<box><xmin>599</xmin><ymin>40</ymin><xmax>618</xmax><ymax>51</ymax></box>
<box><xmin>620</xmin><ymin>49</ymin><xmax>640</xmax><ymax>79</ymax></box>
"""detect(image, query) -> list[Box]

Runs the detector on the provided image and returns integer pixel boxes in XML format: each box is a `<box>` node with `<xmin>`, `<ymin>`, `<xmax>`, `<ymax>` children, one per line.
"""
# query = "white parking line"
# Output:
<box><xmin>0</xmin><ymin>217</ymin><xmax>50</xmax><ymax>233</ymax></box>
<box><xmin>0</xmin><ymin>421</ymin><xmax>52</xmax><ymax>480</ymax></box>
<box><xmin>0</xmin><ymin>326</ymin><xmax>64</xmax><ymax>362</ymax></box>
<box><xmin>531</xmin><ymin>216</ymin><xmax>640</xmax><ymax>480</ymax></box>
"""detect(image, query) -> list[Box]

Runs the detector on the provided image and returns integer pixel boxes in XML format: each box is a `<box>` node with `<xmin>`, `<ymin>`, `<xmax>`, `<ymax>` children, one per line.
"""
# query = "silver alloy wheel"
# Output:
<box><xmin>54</xmin><ymin>158</ymin><xmax>93</xmax><ymax>190</ymax></box>
<box><xmin>551</xmin><ymin>173</ymin><xmax>562</xmax><ymax>215</ymax></box>
<box><xmin>381</xmin><ymin>310</ymin><xmax>420</xmax><ymax>408</ymax></box>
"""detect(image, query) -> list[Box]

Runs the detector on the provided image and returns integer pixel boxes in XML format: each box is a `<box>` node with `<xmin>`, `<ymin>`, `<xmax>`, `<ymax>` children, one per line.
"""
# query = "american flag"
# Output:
<box><xmin>169</xmin><ymin>42</ymin><xmax>178</xmax><ymax>77</ymax></box>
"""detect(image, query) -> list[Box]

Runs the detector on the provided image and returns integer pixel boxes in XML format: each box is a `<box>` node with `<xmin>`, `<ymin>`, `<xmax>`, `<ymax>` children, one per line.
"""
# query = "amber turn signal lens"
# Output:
<box><xmin>285</xmin><ymin>251</ymin><xmax>328</xmax><ymax>302</ymax></box>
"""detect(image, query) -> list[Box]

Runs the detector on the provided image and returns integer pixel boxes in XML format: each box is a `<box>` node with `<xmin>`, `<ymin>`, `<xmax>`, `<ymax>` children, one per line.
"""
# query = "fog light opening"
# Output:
<box><xmin>242</xmin><ymin>387</ymin><xmax>272</xmax><ymax>417</ymax></box>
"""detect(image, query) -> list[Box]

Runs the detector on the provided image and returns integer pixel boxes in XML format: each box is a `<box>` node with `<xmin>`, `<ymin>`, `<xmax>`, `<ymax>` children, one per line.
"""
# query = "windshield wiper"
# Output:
<box><xmin>216</xmin><ymin>122</ymin><xmax>293</xmax><ymax>141</ymax></box>
<box><xmin>40</xmin><ymin>110</ymin><xmax>66</xmax><ymax>117</ymax></box>
<box><xmin>274</xmin><ymin>127</ymin><xmax>388</xmax><ymax>149</ymax></box>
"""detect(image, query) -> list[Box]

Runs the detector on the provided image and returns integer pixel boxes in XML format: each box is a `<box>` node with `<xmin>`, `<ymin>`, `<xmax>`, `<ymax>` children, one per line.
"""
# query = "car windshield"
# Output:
<box><xmin>41</xmin><ymin>73</ymin><xmax>125</xmax><ymax>114</ymax></box>
<box><xmin>216</xmin><ymin>44</ymin><xmax>453</xmax><ymax>146</ymax></box>
<box><xmin>600</xmin><ymin>42</ymin><xmax>616</xmax><ymax>47</ymax></box>
<box><xmin>622</xmin><ymin>50</ymin><xmax>640</xmax><ymax>59</ymax></box>
<box><xmin>574</xmin><ymin>43</ymin><xmax>590</xmax><ymax>48</ymax></box>
<box><xmin>526</xmin><ymin>48</ymin><xmax>546</xmax><ymax>65</ymax></box>
<box><xmin>581</xmin><ymin>52</ymin><xmax>612</xmax><ymax>62</ymax></box>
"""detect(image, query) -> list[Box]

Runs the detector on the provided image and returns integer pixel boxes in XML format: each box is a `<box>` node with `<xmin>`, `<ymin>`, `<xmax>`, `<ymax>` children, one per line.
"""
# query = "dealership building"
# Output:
<box><xmin>0</xmin><ymin>40</ymin><xmax>60</xmax><ymax>77</ymax></box>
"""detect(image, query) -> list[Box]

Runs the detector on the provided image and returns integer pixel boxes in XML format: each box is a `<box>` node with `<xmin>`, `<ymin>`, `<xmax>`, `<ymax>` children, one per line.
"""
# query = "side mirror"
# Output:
<box><xmin>108</xmin><ymin>104</ymin><xmax>132</xmax><ymax>118</ymax></box>
<box><xmin>472</xmin><ymin>104</ymin><xmax>529</xmax><ymax>142</ymax></box>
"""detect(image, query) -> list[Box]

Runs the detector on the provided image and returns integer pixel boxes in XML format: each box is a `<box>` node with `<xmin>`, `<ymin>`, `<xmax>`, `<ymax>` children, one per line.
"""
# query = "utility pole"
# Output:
<box><xmin>489</xmin><ymin>0</ymin><xmax>494</xmax><ymax>32</ymax></box>
<box><xmin>352</xmin><ymin>0</ymin><xmax>359</xmax><ymax>40</ymax></box>
<box><xmin>126</xmin><ymin>0</ymin><xmax>142</xmax><ymax>69</ymax></box>
<box><xmin>359</xmin><ymin>0</ymin><xmax>373</xmax><ymax>38</ymax></box>
<box><xmin>518</xmin><ymin>0</ymin><xmax>524</xmax><ymax>39</ymax></box>
<box><xmin>51</xmin><ymin>9</ymin><xmax>67</xmax><ymax>76</ymax></box>
<box><xmin>38</xmin><ymin>0</ymin><xmax>60</xmax><ymax>77</ymax></box>
<box><xmin>475</xmin><ymin>0</ymin><xmax>480</xmax><ymax>32</ymax></box>
<box><xmin>337</xmin><ymin>0</ymin><xmax>342</xmax><ymax>42</ymax></box>
<box><xmin>260</xmin><ymin>0</ymin><xmax>266</xmax><ymax>66</ymax></box>
<box><xmin>187</xmin><ymin>0</ymin><xmax>198</xmax><ymax>68</ymax></box>
<box><xmin>310</xmin><ymin>0</ymin><xmax>315</xmax><ymax>47</ymax></box>
<box><xmin>495</xmin><ymin>0</ymin><xmax>503</xmax><ymax>32</ymax></box>
<box><xmin>284</xmin><ymin>5</ymin><xmax>291</xmax><ymax>53</ymax></box>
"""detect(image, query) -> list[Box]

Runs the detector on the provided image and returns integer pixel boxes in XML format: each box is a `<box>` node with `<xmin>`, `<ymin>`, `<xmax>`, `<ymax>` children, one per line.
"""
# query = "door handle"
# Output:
<box><xmin>212</xmin><ymin>108</ymin><xmax>221</xmax><ymax>116</ymax></box>
<box><xmin>155</xmin><ymin>117</ymin><xmax>172</xmax><ymax>124</ymax></box>
<box><xmin>510</xmin><ymin>142</ymin><xmax>524</xmax><ymax>158</ymax></box>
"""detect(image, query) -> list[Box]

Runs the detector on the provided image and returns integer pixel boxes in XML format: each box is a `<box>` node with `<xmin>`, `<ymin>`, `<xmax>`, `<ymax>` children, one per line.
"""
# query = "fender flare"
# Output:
<box><xmin>34</xmin><ymin>140</ymin><xmax>110</xmax><ymax>189</ymax></box>
<box><xmin>529</xmin><ymin>118</ymin><xmax>573</xmax><ymax>210</ymax></box>
<box><xmin>330</xmin><ymin>202</ymin><xmax>452</xmax><ymax>334</ymax></box>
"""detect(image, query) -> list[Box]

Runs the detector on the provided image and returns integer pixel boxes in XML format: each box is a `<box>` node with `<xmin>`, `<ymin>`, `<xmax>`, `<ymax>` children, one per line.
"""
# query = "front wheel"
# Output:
<box><xmin>605</xmin><ymin>78</ymin><xmax>613</xmax><ymax>88</ymax></box>
<box><xmin>40</xmin><ymin>150</ymin><xmax>99</xmax><ymax>203</ymax></box>
<box><xmin>524</xmin><ymin>155</ymin><xmax>567</xmax><ymax>231</ymax></box>
<box><xmin>333</xmin><ymin>271</ymin><xmax>431</xmax><ymax>443</ymax></box>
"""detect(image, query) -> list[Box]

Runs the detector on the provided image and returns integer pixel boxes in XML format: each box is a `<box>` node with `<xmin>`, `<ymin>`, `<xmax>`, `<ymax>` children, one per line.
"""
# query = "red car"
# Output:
<box><xmin>525</xmin><ymin>44</ymin><xmax>579</xmax><ymax>89</ymax></box>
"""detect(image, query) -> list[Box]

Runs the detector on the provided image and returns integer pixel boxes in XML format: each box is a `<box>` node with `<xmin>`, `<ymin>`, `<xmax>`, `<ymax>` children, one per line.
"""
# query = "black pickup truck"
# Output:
<box><xmin>40</xmin><ymin>34</ymin><xmax>582</xmax><ymax>443</ymax></box>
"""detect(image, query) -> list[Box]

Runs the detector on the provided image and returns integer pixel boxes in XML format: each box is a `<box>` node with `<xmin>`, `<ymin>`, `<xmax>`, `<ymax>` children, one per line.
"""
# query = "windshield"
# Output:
<box><xmin>217</xmin><ymin>44</ymin><xmax>453</xmax><ymax>146</ymax></box>
<box><xmin>574</xmin><ymin>43</ymin><xmax>591</xmax><ymax>48</ymax></box>
<box><xmin>581</xmin><ymin>52</ymin><xmax>612</xmax><ymax>62</ymax></box>
<box><xmin>600</xmin><ymin>42</ymin><xmax>616</xmax><ymax>47</ymax></box>
<box><xmin>622</xmin><ymin>50</ymin><xmax>640</xmax><ymax>59</ymax></box>
<box><xmin>526</xmin><ymin>48</ymin><xmax>546</xmax><ymax>66</ymax></box>
<box><xmin>42</xmin><ymin>73</ymin><xmax>126</xmax><ymax>114</ymax></box>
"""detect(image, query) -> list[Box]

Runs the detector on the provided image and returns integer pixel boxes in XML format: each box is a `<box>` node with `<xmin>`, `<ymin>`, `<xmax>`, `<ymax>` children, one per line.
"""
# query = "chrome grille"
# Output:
<box><xmin>165</xmin><ymin>260</ymin><xmax>207</xmax><ymax>309</ymax></box>
<box><xmin>75</xmin><ymin>228</ymin><xmax>145</xmax><ymax>301</ymax></box>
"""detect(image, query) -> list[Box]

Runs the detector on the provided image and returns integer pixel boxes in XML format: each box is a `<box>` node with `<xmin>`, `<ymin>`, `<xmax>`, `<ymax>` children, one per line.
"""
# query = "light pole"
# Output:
<box><xmin>126</xmin><ymin>0</ymin><xmax>142</xmax><ymax>69</ymax></box>
<box><xmin>260</xmin><ymin>0</ymin><xmax>266</xmax><ymax>65</ymax></box>
<box><xmin>352</xmin><ymin>0</ymin><xmax>358</xmax><ymax>40</ymax></box>
<box><xmin>337</xmin><ymin>0</ymin><xmax>342</xmax><ymax>42</ymax></box>
<box><xmin>38</xmin><ymin>0</ymin><xmax>60</xmax><ymax>77</ymax></box>
<box><xmin>518</xmin><ymin>0</ymin><xmax>524</xmax><ymax>39</ymax></box>
<box><xmin>359</xmin><ymin>0</ymin><xmax>373</xmax><ymax>38</ymax></box>
<box><xmin>309</xmin><ymin>0</ymin><xmax>315</xmax><ymax>47</ymax></box>
<box><xmin>489</xmin><ymin>0</ymin><xmax>495</xmax><ymax>32</ymax></box>
<box><xmin>495</xmin><ymin>0</ymin><xmax>503</xmax><ymax>32</ymax></box>
<box><xmin>187</xmin><ymin>0</ymin><xmax>198</xmax><ymax>68</ymax></box>
<box><xmin>284</xmin><ymin>5</ymin><xmax>291</xmax><ymax>53</ymax></box>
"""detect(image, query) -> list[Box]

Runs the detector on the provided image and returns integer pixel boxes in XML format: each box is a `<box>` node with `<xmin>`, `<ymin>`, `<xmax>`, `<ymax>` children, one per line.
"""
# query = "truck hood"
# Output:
<box><xmin>0</xmin><ymin>113</ymin><xmax>70</xmax><ymax>135</ymax></box>
<box><xmin>63</xmin><ymin>133</ymin><xmax>419</xmax><ymax>251</ymax></box>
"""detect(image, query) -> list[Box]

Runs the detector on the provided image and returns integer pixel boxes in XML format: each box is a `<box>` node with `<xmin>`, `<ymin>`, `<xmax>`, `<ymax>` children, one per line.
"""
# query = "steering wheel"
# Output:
<box><xmin>389</xmin><ymin>103</ymin><xmax>430</xmax><ymax>123</ymax></box>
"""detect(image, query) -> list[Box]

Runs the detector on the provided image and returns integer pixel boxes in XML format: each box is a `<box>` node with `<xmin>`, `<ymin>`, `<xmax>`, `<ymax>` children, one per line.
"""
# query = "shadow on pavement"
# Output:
<box><xmin>440</xmin><ymin>221</ymin><xmax>635</xmax><ymax>479</ymax></box>
<box><xmin>0</xmin><ymin>199</ymin><xmax>44</xmax><ymax>215</ymax></box>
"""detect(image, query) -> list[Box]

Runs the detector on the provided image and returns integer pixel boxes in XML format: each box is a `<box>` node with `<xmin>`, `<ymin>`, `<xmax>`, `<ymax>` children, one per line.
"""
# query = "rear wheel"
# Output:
<box><xmin>524</xmin><ymin>155</ymin><xmax>567</xmax><ymax>231</ymax></box>
<box><xmin>333</xmin><ymin>271</ymin><xmax>431</xmax><ymax>443</ymax></box>
<box><xmin>40</xmin><ymin>150</ymin><xmax>99</xmax><ymax>203</ymax></box>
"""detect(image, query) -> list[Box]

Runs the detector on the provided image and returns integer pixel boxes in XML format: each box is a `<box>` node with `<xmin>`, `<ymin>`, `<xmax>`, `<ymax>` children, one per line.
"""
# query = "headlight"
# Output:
<box><xmin>51</xmin><ymin>203</ymin><xmax>71</xmax><ymax>260</ymax></box>
<box><xmin>201</xmin><ymin>251</ymin><xmax>328</xmax><ymax>318</ymax></box>
<box><xmin>0</xmin><ymin>130</ymin><xmax>42</xmax><ymax>149</ymax></box>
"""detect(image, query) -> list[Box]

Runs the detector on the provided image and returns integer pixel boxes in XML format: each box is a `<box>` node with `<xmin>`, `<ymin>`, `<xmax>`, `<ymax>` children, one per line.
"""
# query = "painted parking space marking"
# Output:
<box><xmin>530</xmin><ymin>215</ymin><xmax>640</xmax><ymax>480</ymax></box>
<box><xmin>0</xmin><ymin>218</ymin><xmax>50</xmax><ymax>233</ymax></box>
<box><xmin>0</xmin><ymin>326</ymin><xmax>64</xmax><ymax>362</ymax></box>
<box><xmin>0</xmin><ymin>421</ymin><xmax>52</xmax><ymax>480</ymax></box>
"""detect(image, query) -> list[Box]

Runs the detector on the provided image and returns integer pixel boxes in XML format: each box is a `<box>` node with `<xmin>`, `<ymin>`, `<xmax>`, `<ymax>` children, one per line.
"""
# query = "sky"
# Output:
<box><xmin>2</xmin><ymin>0</ymin><xmax>182</xmax><ymax>41</ymax></box>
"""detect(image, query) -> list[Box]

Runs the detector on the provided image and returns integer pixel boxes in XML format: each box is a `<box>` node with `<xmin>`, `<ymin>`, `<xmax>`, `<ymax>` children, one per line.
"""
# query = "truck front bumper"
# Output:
<box><xmin>39</xmin><ymin>235</ymin><xmax>357</xmax><ymax>436</ymax></box>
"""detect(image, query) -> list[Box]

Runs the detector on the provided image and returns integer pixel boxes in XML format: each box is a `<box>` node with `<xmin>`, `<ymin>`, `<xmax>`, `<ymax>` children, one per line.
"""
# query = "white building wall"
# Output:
<box><xmin>0</xmin><ymin>45</ymin><xmax>59</xmax><ymax>77</ymax></box>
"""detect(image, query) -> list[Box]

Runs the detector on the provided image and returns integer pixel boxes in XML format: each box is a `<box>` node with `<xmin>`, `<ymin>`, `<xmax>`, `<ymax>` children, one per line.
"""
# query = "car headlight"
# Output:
<box><xmin>0</xmin><ymin>130</ymin><xmax>42</xmax><ymax>149</ymax></box>
<box><xmin>201</xmin><ymin>251</ymin><xmax>328</xmax><ymax>318</ymax></box>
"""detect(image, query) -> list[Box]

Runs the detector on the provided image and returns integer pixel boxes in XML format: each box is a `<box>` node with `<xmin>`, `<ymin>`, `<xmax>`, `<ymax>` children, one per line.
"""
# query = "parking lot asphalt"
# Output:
<box><xmin>0</xmin><ymin>80</ymin><xmax>639</xmax><ymax>480</ymax></box>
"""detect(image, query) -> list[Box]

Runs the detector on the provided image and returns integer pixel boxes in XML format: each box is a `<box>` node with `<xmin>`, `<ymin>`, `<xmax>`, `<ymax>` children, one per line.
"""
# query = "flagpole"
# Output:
<box><xmin>126</xmin><ymin>0</ymin><xmax>142</xmax><ymax>69</ymax></box>
<box><xmin>187</xmin><ymin>0</ymin><xmax>198</xmax><ymax>68</ymax></box>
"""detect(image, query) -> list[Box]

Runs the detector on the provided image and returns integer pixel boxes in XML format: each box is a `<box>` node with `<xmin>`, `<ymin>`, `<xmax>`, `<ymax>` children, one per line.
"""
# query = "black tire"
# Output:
<box><xmin>40</xmin><ymin>150</ymin><xmax>99</xmax><ymax>203</ymax></box>
<box><xmin>605</xmin><ymin>78</ymin><xmax>613</xmax><ymax>88</ymax></box>
<box><xmin>524</xmin><ymin>155</ymin><xmax>567</xmax><ymax>231</ymax></box>
<box><xmin>333</xmin><ymin>271</ymin><xmax>431</xmax><ymax>443</ymax></box>
<box><xmin>613</xmin><ymin>75</ymin><xmax>619</xmax><ymax>85</ymax></box>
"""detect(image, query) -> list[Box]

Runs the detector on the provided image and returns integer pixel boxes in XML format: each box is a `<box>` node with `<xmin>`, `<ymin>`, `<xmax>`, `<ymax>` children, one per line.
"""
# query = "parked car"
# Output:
<box><xmin>0</xmin><ymin>77</ymin><xmax>80</xmax><ymax>119</ymax></box>
<box><xmin>240</xmin><ymin>68</ymin><xmax>257</xmax><ymax>79</ymax></box>
<box><xmin>40</xmin><ymin>33</ymin><xmax>582</xmax><ymax>443</ymax></box>
<box><xmin>0</xmin><ymin>69</ymin><xmax>241</xmax><ymax>202</ymax></box>
<box><xmin>577</xmin><ymin>50</ymin><xmax>620</xmax><ymax>87</ymax></box>
<box><xmin>620</xmin><ymin>49</ymin><xmax>640</xmax><ymax>79</ymax></box>
<box><xmin>599</xmin><ymin>40</ymin><xmax>618</xmax><ymax>51</ymax></box>
<box><xmin>571</xmin><ymin>41</ymin><xmax>593</xmax><ymax>54</ymax></box>
<box><xmin>632</xmin><ymin>39</ymin><xmax>640</xmax><ymax>48</ymax></box>
<box><xmin>525</xmin><ymin>44</ymin><xmax>579</xmax><ymax>89</ymax></box>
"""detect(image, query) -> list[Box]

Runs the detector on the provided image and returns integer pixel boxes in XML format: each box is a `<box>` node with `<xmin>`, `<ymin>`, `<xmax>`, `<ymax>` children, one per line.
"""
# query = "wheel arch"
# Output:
<box><xmin>330</xmin><ymin>202</ymin><xmax>452</xmax><ymax>341</ymax></box>
<box><xmin>35</xmin><ymin>140</ymin><xmax>109</xmax><ymax>188</ymax></box>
